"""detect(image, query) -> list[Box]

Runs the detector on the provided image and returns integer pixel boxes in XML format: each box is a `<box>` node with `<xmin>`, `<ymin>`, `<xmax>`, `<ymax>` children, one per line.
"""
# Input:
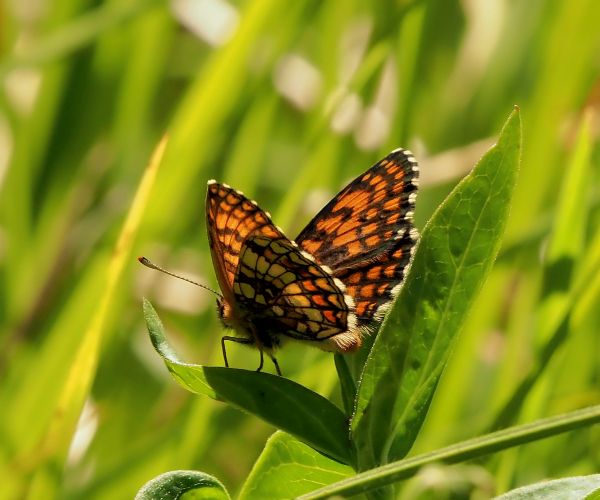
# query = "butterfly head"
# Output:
<box><xmin>216</xmin><ymin>296</ymin><xmax>227</xmax><ymax>322</ymax></box>
<box><xmin>216</xmin><ymin>296</ymin><xmax>237</xmax><ymax>330</ymax></box>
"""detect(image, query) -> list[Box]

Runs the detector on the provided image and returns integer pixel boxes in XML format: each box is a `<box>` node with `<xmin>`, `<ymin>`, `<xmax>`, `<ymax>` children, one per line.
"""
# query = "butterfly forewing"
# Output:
<box><xmin>206</xmin><ymin>181</ymin><xmax>284</xmax><ymax>301</ymax></box>
<box><xmin>295</xmin><ymin>148</ymin><xmax>419</xmax><ymax>326</ymax></box>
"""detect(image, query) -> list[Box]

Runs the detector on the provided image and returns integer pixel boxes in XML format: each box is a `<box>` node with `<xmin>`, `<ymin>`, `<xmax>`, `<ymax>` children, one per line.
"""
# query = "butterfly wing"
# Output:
<box><xmin>333</xmin><ymin>232</ymin><xmax>415</xmax><ymax>323</ymax></box>
<box><xmin>295</xmin><ymin>148</ymin><xmax>419</xmax><ymax>326</ymax></box>
<box><xmin>206</xmin><ymin>181</ymin><xmax>284</xmax><ymax>302</ymax></box>
<box><xmin>234</xmin><ymin>234</ymin><xmax>360</xmax><ymax>351</ymax></box>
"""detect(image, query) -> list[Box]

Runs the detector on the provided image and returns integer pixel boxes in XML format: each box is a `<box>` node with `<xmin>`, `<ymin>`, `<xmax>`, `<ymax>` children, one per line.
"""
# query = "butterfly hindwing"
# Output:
<box><xmin>234</xmin><ymin>235</ymin><xmax>358</xmax><ymax>349</ymax></box>
<box><xmin>296</xmin><ymin>149</ymin><xmax>419</xmax><ymax>326</ymax></box>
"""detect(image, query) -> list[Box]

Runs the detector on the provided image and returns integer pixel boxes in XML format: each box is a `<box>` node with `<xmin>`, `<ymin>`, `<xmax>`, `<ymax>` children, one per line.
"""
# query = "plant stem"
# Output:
<box><xmin>298</xmin><ymin>405</ymin><xmax>600</xmax><ymax>499</ymax></box>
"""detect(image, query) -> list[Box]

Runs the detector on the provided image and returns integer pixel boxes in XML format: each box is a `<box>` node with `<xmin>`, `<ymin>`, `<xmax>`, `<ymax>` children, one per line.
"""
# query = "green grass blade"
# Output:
<box><xmin>274</xmin><ymin>137</ymin><xmax>342</xmax><ymax>230</ymax></box>
<box><xmin>574</xmin><ymin>226</ymin><xmax>600</xmax><ymax>328</ymax></box>
<box><xmin>220</xmin><ymin>94</ymin><xmax>279</xmax><ymax>196</ymax></box>
<box><xmin>238</xmin><ymin>432</ymin><xmax>353</xmax><ymax>500</ymax></box>
<box><xmin>6</xmin><ymin>138</ymin><xmax>167</xmax><ymax>499</ymax></box>
<box><xmin>537</xmin><ymin>111</ymin><xmax>591</xmax><ymax>344</ymax></box>
<box><xmin>334</xmin><ymin>354</ymin><xmax>357</xmax><ymax>417</ymax></box>
<box><xmin>490</xmin><ymin>111</ymin><xmax>593</xmax><ymax>431</ymax></box>
<box><xmin>35</xmin><ymin>137</ymin><xmax>165</xmax><ymax>478</ymax></box>
<box><xmin>143</xmin><ymin>299</ymin><xmax>353</xmax><ymax>465</ymax></box>
<box><xmin>352</xmin><ymin>108</ymin><xmax>522</xmax><ymax>469</ymax></box>
<box><xmin>0</xmin><ymin>0</ymin><xmax>165</xmax><ymax>75</ymax></box>
<box><xmin>507</xmin><ymin>0</ymin><xmax>600</xmax><ymax>242</ymax></box>
<box><xmin>298</xmin><ymin>405</ymin><xmax>600</xmax><ymax>499</ymax></box>
<box><xmin>143</xmin><ymin>0</ymin><xmax>290</xmax><ymax>233</ymax></box>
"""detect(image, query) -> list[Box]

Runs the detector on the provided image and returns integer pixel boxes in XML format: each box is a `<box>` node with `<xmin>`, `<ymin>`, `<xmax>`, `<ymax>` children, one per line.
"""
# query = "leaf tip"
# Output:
<box><xmin>142</xmin><ymin>297</ymin><xmax>153</xmax><ymax>313</ymax></box>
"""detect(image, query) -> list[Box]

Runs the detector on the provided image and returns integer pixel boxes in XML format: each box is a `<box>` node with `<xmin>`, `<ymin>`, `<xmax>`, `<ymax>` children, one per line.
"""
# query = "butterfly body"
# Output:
<box><xmin>206</xmin><ymin>149</ymin><xmax>419</xmax><ymax>374</ymax></box>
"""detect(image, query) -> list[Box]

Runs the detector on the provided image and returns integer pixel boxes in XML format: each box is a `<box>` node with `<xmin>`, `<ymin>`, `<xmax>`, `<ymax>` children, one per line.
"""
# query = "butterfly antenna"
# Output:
<box><xmin>137</xmin><ymin>256</ymin><xmax>223</xmax><ymax>298</ymax></box>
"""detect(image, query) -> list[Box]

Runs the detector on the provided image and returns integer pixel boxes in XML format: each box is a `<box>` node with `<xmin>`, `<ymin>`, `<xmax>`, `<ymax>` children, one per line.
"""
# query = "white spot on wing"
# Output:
<box><xmin>390</xmin><ymin>282</ymin><xmax>403</xmax><ymax>297</ymax></box>
<box><xmin>332</xmin><ymin>276</ymin><xmax>346</xmax><ymax>293</ymax></box>
<box><xmin>346</xmin><ymin>310</ymin><xmax>358</xmax><ymax>330</ymax></box>
<box><xmin>374</xmin><ymin>303</ymin><xmax>390</xmax><ymax>321</ymax></box>
<box><xmin>300</xmin><ymin>250</ymin><xmax>316</xmax><ymax>262</ymax></box>
<box><xmin>396</xmin><ymin>228</ymin><xmax>408</xmax><ymax>238</ymax></box>
<box><xmin>320</xmin><ymin>264</ymin><xmax>333</xmax><ymax>275</ymax></box>
<box><xmin>373</xmin><ymin>281</ymin><xmax>404</xmax><ymax>321</ymax></box>
<box><xmin>344</xmin><ymin>293</ymin><xmax>355</xmax><ymax>309</ymax></box>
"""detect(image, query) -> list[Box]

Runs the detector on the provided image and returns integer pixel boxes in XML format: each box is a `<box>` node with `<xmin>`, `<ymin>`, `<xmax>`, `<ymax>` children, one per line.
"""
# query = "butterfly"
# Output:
<box><xmin>206</xmin><ymin>148</ymin><xmax>419</xmax><ymax>375</ymax></box>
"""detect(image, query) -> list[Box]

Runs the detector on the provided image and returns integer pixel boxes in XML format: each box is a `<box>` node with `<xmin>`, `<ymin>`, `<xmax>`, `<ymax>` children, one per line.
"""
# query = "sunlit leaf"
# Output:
<box><xmin>352</xmin><ymin>108</ymin><xmax>522</xmax><ymax>469</ymax></box>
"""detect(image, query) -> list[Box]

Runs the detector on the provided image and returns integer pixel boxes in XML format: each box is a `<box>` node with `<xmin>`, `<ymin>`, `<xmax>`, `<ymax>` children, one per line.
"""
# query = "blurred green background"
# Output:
<box><xmin>1</xmin><ymin>0</ymin><xmax>599</xmax><ymax>498</ymax></box>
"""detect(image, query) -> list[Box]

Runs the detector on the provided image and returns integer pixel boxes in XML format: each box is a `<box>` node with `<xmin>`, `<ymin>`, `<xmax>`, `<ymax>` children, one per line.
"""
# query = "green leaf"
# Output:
<box><xmin>143</xmin><ymin>299</ymin><xmax>353</xmax><ymax>464</ymax></box>
<box><xmin>352</xmin><ymin>108</ymin><xmax>522</xmax><ymax>468</ymax></box>
<box><xmin>134</xmin><ymin>470</ymin><xmax>230</xmax><ymax>500</ymax></box>
<box><xmin>495</xmin><ymin>475</ymin><xmax>600</xmax><ymax>500</ymax></box>
<box><xmin>239</xmin><ymin>432</ymin><xmax>353</xmax><ymax>500</ymax></box>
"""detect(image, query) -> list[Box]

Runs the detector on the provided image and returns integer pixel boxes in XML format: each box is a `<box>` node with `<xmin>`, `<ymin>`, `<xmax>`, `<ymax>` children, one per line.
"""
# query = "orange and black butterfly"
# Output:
<box><xmin>205</xmin><ymin>149</ymin><xmax>419</xmax><ymax>375</ymax></box>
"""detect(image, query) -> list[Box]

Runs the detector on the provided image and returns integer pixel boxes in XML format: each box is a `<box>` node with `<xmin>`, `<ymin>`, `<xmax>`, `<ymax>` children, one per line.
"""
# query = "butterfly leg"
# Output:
<box><xmin>256</xmin><ymin>349</ymin><xmax>264</xmax><ymax>372</ymax></box>
<box><xmin>268</xmin><ymin>354</ymin><xmax>282</xmax><ymax>376</ymax></box>
<box><xmin>221</xmin><ymin>335</ymin><xmax>253</xmax><ymax>368</ymax></box>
